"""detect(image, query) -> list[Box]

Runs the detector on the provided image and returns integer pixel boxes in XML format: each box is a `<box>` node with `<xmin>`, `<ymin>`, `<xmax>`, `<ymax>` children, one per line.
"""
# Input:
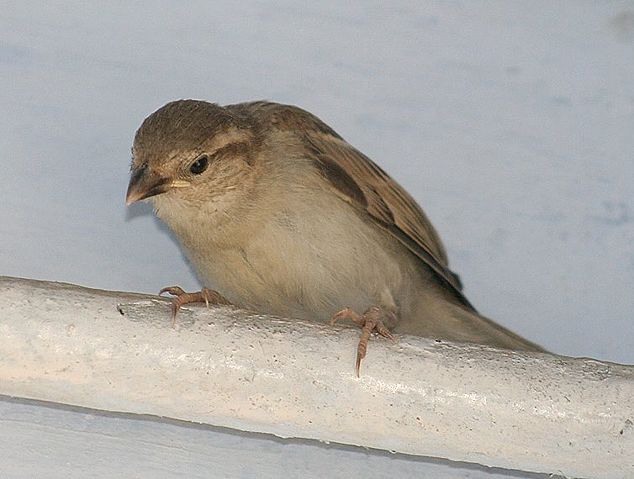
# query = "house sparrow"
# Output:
<box><xmin>126</xmin><ymin>100</ymin><xmax>544</xmax><ymax>375</ymax></box>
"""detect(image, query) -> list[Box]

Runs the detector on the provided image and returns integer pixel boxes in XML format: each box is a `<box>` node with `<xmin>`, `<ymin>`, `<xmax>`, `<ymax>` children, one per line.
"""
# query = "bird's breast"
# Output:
<box><xmin>188</xmin><ymin>195</ymin><xmax>411</xmax><ymax>323</ymax></box>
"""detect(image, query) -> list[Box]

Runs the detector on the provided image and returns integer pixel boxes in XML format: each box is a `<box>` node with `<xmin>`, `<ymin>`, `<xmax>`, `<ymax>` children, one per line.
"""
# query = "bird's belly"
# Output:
<box><xmin>191</xmin><ymin>212</ymin><xmax>410</xmax><ymax>323</ymax></box>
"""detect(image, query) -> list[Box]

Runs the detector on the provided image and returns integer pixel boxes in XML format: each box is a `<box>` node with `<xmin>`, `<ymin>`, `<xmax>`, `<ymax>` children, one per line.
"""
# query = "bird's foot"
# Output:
<box><xmin>159</xmin><ymin>286</ymin><xmax>232</xmax><ymax>327</ymax></box>
<box><xmin>330</xmin><ymin>305</ymin><xmax>395</xmax><ymax>377</ymax></box>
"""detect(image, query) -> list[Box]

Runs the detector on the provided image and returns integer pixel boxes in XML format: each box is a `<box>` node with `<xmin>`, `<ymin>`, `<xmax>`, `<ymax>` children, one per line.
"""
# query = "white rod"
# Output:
<box><xmin>1</xmin><ymin>276</ymin><xmax>632</xmax><ymax>478</ymax></box>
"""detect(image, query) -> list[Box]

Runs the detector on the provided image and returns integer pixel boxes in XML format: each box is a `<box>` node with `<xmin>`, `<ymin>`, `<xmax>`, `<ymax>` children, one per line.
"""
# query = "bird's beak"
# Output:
<box><xmin>126</xmin><ymin>164</ymin><xmax>168</xmax><ymax>205</ymax></box>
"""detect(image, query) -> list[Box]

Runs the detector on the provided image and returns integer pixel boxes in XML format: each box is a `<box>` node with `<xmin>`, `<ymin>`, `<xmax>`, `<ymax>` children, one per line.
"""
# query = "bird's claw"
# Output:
<box><xmin>158</xmin><ymin>286</ymin><xmax>231</xmax><ymax>326</ymax></box>
<box><xmin>330</xmin><ymin>305</ymin><xmax>395</xmax><ymax>377</ymax></box>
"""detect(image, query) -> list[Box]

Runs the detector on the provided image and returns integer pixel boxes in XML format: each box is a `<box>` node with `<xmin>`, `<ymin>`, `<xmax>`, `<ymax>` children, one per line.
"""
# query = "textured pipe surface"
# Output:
<box><xmin>0</xmin><ymin>276</ymin><xmax>632</xmax><ymax>478</ymax></box>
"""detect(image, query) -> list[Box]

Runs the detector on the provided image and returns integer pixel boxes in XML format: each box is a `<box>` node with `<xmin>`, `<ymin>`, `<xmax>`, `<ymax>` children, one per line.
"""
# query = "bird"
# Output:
<box><xmin>126</xmin><ymin>99</ymin><xmax>544</xmax><ymax>375</ymax></box>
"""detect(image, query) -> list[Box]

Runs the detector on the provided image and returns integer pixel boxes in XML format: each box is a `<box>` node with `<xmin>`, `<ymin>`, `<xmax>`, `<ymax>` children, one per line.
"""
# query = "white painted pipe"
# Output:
<box><xmin>0</xmin><ymin>276</ymin><xmax>632</xmax><ymax>478</ymax></box>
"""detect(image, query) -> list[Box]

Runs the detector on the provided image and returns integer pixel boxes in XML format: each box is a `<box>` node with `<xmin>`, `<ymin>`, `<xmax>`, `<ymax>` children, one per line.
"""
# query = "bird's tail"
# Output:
<box><xmin>435</xmin><ymin>303</ymin><xmax>547</xmax><ymax>352</ymax></box>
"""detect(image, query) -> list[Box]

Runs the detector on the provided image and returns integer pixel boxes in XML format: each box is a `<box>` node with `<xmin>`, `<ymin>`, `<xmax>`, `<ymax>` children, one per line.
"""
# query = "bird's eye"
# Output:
<box><xmin>189</xmin><ymin>155</ymin><xmax>209</xmax><ymax>175</ymax></box>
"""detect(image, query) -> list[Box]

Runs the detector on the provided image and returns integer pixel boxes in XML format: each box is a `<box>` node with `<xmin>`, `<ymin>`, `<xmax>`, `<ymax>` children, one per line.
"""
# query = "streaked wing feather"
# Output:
<box><xmin>305</xmin><ymin>132</ymin><xmax>475</xmax><ymax>311</ymax></box>
<box><xmin>236</xmin><ymin>101</ymin><xmax>474</xmax><ymax>310</ymax></box>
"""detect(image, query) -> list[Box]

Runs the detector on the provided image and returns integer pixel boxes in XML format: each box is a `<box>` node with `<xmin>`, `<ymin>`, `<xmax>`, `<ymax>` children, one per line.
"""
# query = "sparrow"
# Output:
<box><xmin>126</xmin><ymin>99</ymin><xmax>544</xmax><ymax>375</ymax></box>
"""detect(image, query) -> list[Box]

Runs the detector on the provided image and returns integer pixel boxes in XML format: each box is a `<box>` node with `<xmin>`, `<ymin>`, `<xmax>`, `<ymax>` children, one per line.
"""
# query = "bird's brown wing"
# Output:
<box><xmin>235</xmin><ymin>102</ymin><xmax>474</xmax><ymax>310</ymax></box>
<box><xmin>304</xmin><ymin>131</ymin><xmax>475</xmax><ymax>311</ymax></box>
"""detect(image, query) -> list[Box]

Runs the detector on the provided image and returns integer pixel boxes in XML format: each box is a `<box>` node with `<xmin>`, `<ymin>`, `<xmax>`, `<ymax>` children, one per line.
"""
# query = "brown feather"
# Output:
<box><xmin>232</xmin><ymin>102</ymin><xmax>474</xmax><ymax>311</ymax></box>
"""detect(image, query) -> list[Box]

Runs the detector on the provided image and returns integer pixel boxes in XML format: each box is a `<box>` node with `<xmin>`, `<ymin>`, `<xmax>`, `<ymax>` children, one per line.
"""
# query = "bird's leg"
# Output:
<box><xmin>159</xmin><ymin>286</ymin><xmax>232</xmax><ymax>327</ymax></box>
<box><xmin>330</xmin><ymin>305</ymin><xmax>395</xmax><ymax>377</ymax></box>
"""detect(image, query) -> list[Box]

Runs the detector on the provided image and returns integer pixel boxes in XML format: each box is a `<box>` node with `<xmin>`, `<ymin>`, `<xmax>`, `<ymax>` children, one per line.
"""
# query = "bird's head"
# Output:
<box><xmin>126</xmin><ymin>100</ymin><xmax>259</xmax><ymax>217</ymax></box>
